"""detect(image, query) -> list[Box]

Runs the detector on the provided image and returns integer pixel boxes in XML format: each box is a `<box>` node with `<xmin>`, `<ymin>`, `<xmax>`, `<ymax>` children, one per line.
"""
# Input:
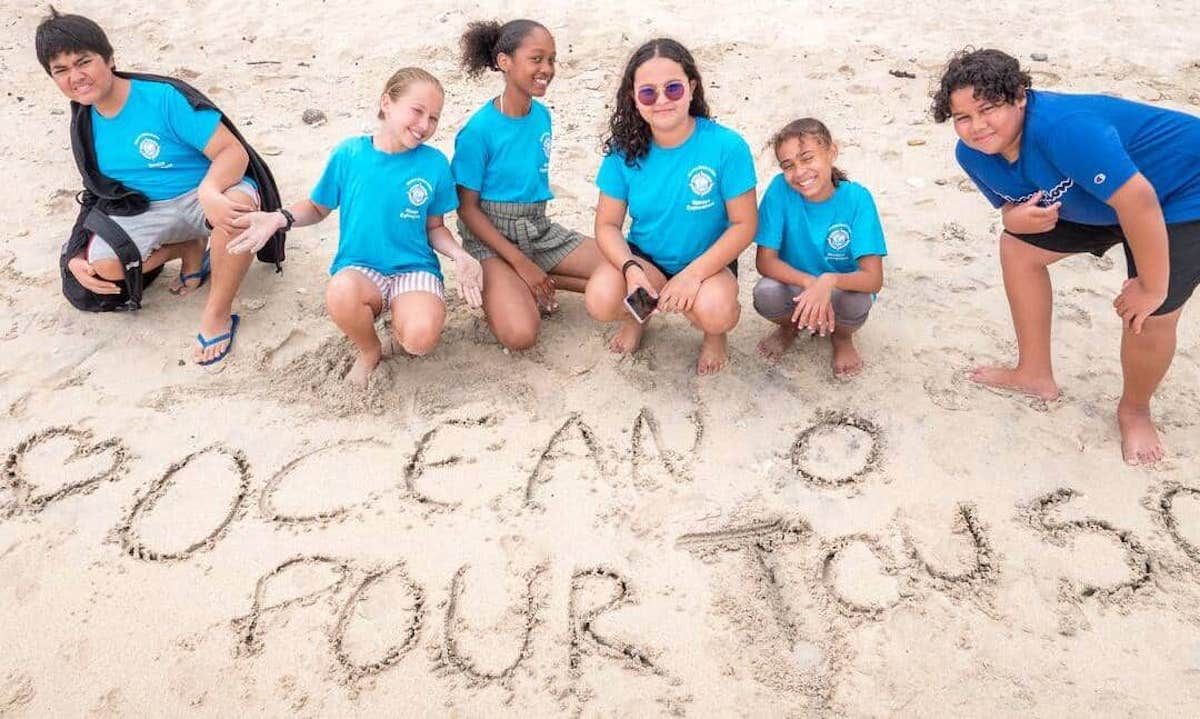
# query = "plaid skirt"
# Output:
<box><xmin>456</xmin><ymin>200</ymin><xmax>584</xmax><ymax>272</ymax></box>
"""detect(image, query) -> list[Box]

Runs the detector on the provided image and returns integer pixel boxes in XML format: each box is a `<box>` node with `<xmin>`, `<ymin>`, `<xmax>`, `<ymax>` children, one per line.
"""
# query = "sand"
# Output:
<box><xmin>2</xmin><ymin>0</ymin><xmax>1200</xmax><ymax>716</ymax></box>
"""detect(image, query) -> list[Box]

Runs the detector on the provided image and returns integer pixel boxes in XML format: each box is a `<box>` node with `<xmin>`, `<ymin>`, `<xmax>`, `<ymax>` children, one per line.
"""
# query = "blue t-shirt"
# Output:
<box><xmin>311</xmin><ymin>136</ymin><xmax>458</xmax><ymax>278</ymax></box>
<box><xmin>755</xmin><ymin>175</ymin><xmax>887</xmax><ymax>280</ymax></box>
<box><xmin>92</xmin><ymin>78</ymin><xmax>223</xmax><ymax>201</ymax></box>
<box><xmin>596</xmin><ymin>117</ymin><xmax>757</xmax><ymax>275</ymax></box>
<box><xmin>451</xmin><ymin>99</ymin><xmax>553</xmax><ymax>203</ymax></box>
<box><xmin>957</xmin><ymin>89</ymin><xmax>1200</xmax><ymax>225</ymax></box>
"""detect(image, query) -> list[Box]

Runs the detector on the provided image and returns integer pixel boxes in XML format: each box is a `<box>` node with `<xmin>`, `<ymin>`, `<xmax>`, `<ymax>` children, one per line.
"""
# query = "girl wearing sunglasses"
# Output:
<box><xmin>452</xmin><ymin>19</ymin><xmax>604</xmax><ymax>352</ymax></box>
<box><xmin>585</xmin><ymin>38</ymin><xmax>757</xmax><ymax>375</ymax></box>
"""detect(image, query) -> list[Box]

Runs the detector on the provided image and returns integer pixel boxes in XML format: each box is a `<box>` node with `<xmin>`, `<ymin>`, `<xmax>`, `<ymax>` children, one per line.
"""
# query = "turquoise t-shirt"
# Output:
<box><xmin>755</xmin><ymin>175</ymin><xmax>888</xmax><ymax>279</ymax></box>
<box><xmin>92</xmin><ymin>79</ymin><xmax>223</xmax><ymax>201</ymax></box>
<box><xmin>596</xmin><ymin>117</ymin><xmax>756</xmax><ymax>275</ymax></box>
<box><xmin>451</xmin><ymin>99</ymin><xmax>553</xmax><ymax>202</ymax></box>
<box><xmin>311</xmin><ymin>136</ymin><xmax>458</xmax><ymax>279</ymax></box>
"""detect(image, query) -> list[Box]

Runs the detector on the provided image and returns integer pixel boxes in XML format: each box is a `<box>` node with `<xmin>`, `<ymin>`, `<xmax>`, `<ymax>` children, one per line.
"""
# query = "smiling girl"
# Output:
<box><xmin>584</xmin><ymin>38</ymin><xmax>757</xmax><ymax>375</ymax></box>
<box><xmin>229</xmin><ymin>68</ymin><xmax>482</xmax><ymax>387</ymax></box>
<box><xmin>752</xmin><ymin>118</ymin><xmax>886</xmax><ymax>377</ymax></box>
<box><xmin>452</xmin><ymin>19</ymin><xmax>603</xmax><ymax>351</ymax></box>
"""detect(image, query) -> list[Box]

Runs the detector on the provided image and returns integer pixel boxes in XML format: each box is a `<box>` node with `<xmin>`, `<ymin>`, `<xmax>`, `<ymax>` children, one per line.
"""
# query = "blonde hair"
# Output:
<box><xmin>378</xmin><ymin>67</ymin><xmax>442</xmax><ymax>120</ymax></box>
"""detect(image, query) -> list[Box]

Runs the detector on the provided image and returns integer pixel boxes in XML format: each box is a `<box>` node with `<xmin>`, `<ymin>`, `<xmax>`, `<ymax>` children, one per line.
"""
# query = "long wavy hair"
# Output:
<box><xmin>602</xmin><ymin>38</ymin><xmax>711</xmax><ymax>167</ymax></box>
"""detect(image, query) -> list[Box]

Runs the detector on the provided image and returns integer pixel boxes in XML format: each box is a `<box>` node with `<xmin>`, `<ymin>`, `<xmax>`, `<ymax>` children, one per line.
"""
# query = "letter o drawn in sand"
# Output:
<box><xmin>3</xmin><ymin>426</ymin><xmax>131</xmax><ymax>518</ymax></box>
<box><xmin>789</xmin><ymin>412</ymin><xmax>882</xmax><ymax>488</ymax></box>
<box><xmin>1160</xmin><ymin>485</ymin><xmax>1200</xmax><ymax>565</ymax></box>
<box><xmin>331</xmin><ymin>561</ymin><xmax>424</xmax><ymax>680</ymax></box>
<box><xmin>116</xmin><ymin>444</ymin><xmax>250</xmax><ymax>562</ymax></box>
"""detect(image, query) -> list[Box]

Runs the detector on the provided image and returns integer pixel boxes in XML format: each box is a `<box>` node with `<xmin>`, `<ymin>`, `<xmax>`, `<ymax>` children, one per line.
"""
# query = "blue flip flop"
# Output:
<box><xmin>171</xmin><ymin>250</ymin><xmax>211</xmax><ymax>295</ymax></box>
<box><xmin>196</xmin><ymin>314</ymin><xmax>240</xmax><ymax>366</ymax></box>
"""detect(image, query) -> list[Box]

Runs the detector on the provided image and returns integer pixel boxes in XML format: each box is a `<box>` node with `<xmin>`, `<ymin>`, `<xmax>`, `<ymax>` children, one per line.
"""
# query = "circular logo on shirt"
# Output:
<box><xmin>541</xmin><ymin>132</ymin><xmax>552</xmax><ymax>158</ymax></box>
<box><xmin>134</xmin><ymin>132</ymin><xmax>162</xmax><ymax>161</ymax></box>
<box><xmin>826</xmin><ymin>224</ymin><xmax>852</xmax><ymax>251</ymax></box>
<box><xmin>688</xmin><ymin>166</ymin><xmax>716</xmax><ymax>197</ymax></box>
<box><xmin>406</xmin><ymin>178</ymin><xmax>432</xmax><ymax>207</ymax></box>
<box><xmin>1094</xmin><ymin>173</ymin><xmax>1107</xmax><ymax>185</ymax></box>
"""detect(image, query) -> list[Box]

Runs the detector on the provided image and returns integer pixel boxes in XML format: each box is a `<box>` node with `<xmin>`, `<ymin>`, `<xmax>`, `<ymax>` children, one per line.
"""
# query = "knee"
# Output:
<box><xmin>325</xmin><ymin>274</ymin><xmax>361</xmax><ymax>315</ymax></box>
<box><xmin>751</xmin><ymin>277</ymin><xmax>791</xmax><ymax>319</ymax></box>
<box><xmin>397</xmin><ymin>324</ymin><xmax>442</xmax><ymax>356</ymax></box>
<box><xmin>834</xmin><ymin>291</ymin><xmax>873</xmax><ymax>327</ymax></box>
<box><xmin>693</xmin><ymin>291</ymin><xmax>741</xmax><ymax>334</ymax></box>
<box><xmin>584</xmin><ymin>268</ymin><xmax>626</xmax><ymax>321</ymax></box>
<box><xmin>494</xmin><ymin>318</ymin><xmax>539</xmax><ymax>351</ymax></box>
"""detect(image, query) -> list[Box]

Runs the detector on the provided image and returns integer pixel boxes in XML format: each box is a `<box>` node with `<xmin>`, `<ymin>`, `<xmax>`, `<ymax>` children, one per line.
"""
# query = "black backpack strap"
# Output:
<box><xmin>81</xmin><ymin>208</ymin><xmax>146</xmax><ymax>311</ymax></box>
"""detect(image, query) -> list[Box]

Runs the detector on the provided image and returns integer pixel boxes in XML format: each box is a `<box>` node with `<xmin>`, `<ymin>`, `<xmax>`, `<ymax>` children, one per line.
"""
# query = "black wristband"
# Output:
<box><xmin>279</xmin><ymin>208</ymin><xmax>295</xmax><ymax>231</ymax></box>
<box><xmin>621</xmin><ymin>259</ymin><xmax>643</xmax><ymax>278</ymax></box>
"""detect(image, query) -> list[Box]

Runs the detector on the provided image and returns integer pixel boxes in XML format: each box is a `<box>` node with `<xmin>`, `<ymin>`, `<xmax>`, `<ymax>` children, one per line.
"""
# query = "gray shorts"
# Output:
<box><xmin>456</xmin><ymin>200</ymin><xmax>583</xmax><ymax>272</ymax></box>
<box><xmin>343</xmin><ymin>266</ymin><xmax>445</xmax><ymax>312</ymax></box>
<box><xmin>85</xmin><ymin>181</ymin><xmax>260</xmax><ymax>263</ymax></box>
<box><xmin>752</xmin><ymin>276</ymin><xmax>873</xmax><ymax>328</ymax></box>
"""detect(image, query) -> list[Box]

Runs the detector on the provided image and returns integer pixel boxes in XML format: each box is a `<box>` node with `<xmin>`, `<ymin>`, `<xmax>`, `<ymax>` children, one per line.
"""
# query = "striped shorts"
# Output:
<box><xmin>344</xmin><ymin>266</ymin><xmax>444</xmax><ymax>311</ymax></box>
<box><xmin>456</xmin><ymin>200</ymin><xmax>584</xmax><ymax>272</ymax></box>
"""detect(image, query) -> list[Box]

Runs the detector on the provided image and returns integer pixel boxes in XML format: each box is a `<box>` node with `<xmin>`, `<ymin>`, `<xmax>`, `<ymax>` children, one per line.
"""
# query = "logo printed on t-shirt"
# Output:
<box><xmin>135</xmin><ymin>132</ymin><xmax>162</xmax><ymax>162</ymax></box>
<box><xmin>400</xmin><ymin>178</ymin><xmax>433</xmax><ymax>220</ymax></box>
<box><xmin>686</xmin><ymin>165</ymin><xmax>717</xmax><ymax>211</ymax></box>
<box><xmin>1094</xmin><ymin>173</ymin><xmax>1107</xmax><ymax>185</ymax></box>
<box><xmin>999</xmin><ymin>178</ymin><xmax>1074</xmax><ymax>206</ymax></box>
<box><xmin>540</xmin><ymin>132</ymin><xmax>552</xmax><ymax>175</ymax></box>
<box><xmin>825</xmin><ymin>223</ymin><xmax>852</xmax><ymax>262</ymax></box>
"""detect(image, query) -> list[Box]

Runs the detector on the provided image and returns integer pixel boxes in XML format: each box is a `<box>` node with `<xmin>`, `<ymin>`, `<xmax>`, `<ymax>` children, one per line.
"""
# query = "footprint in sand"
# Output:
<box><xmin>789</xmin><ymin>412</ymin><xmax>882</xmax><ymax>488</ymax></box>
<box><xmin>233</xmin><ymin>555</ymin><xmax>354</xmax><ymax>655</ymax></box>
<box><xmin>260</xmin><ymin>439</ymin><xmax>394</xmax><ymax>523</ymax></box>
<box><xmin>0</xmin><ymin>672</ymin><xmax>35</xmax><ymax>714</ymax></box>
<box><xmin>331</xmin><ymin>561</ymin><xmax>424</xmax><ymax>680</ymax></box>
<box><xmin>117</xmin><ymin>445</ymin><xmax>250</xmax><ymax>561</ymax></box>
<box><xmin>3</xmin><ymin>426</ymin><xmax>131</xmax><ymax>518</ymax></box>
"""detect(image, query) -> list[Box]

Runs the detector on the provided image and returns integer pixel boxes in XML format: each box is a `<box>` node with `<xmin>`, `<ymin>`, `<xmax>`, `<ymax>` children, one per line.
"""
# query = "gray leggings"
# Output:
<box><xmin>752</xmin><ymin>277</ymin><xmax>872</xmax><ymax>328</ymax></box>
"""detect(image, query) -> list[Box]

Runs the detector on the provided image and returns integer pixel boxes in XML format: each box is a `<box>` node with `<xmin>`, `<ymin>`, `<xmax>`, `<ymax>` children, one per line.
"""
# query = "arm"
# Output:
<box><xmin>657</xmin><ymin>189</ymin><xmax>757</xmax><ymax>313</ymax></box>
<box><xmin>1110</xmin><ymin>172</ymin><xmax>1170</xmax><ymax>332</ymax></box>
<box><xmin>595</xmin><ymin>192</ymin><xmax>657</xmax><ymax>299</ymax></box>
<box><xmin>198</xmin><ymin>123</ymin><xmax>253</xmax><ymax>234</ymax></box>
<box><xmin>456</xmin><ymin>185</ymin><xmax>554</xmax><ymax>306</ymax></box>
<box><xmin>227</xmin><ymin>199</ymin><xmax>330</xmax><ymax>255</ymax></box>
<box><xmin>426</xmin><ymin>214</ymin><xmax>483</xmax><ymax>309</ymax></box>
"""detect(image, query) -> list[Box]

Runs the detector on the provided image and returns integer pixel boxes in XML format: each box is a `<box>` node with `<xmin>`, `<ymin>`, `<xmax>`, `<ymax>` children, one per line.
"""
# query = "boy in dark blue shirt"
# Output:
<box><xmin>934</xmin><ymin>48</ymin><xmax>1200</xmax><ymax>466</ymax></box>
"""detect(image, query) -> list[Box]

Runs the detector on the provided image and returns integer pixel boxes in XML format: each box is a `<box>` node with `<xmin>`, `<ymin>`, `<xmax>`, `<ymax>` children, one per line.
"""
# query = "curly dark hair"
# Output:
<box><xmin>602</xmin><ymin>38</ymin><xmax>711</xmax><ymax>167</ymax></box>
<box><xmin>459</xmin><ymin>19</ymin><xmax>547</xmax><ymax>78</ymax></box>
<box><xmin>931</xmin><ymin>48</ymin><xmax>1031</xmax><ymax>123</ymax></box>
<box><xmin>35</xmin><ymin>6</ymin><xmax>114</xmax><ymax>76</ymax></box>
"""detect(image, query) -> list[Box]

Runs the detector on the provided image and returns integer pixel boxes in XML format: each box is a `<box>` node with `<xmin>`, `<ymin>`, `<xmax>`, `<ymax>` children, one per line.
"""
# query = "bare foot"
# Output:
<box><xmin>1117</xmin><ymin>401</ymin><xmax>1165</xmax><ymax>465</ymax></box>
<box><xmin>697</xmin><ymin>333</ymin><xmax>728</xmax><ymax>376</ymax></box>
<box><xmin>830</xmin><ymin>333</ymin><xmax>863</xmax><ymax>378</ymax></box>
<box><xmin>345</xmin><ymin>348</ymin><xmax>382</xmax><ymax>388</ymax></box>
<box><xmin>609</xmin><ymin>318</ymin><xmax>645</xmax><ymax>355</ymax></box>
<box><xmin>757</xmin><ymin>324</ymin><xmax>798</xmax><ymax>363</ymax></box>
<box><xmin>967</xmin><ymin>365</ymin><xmax>1060</xmax><ymax>400</ymax></box>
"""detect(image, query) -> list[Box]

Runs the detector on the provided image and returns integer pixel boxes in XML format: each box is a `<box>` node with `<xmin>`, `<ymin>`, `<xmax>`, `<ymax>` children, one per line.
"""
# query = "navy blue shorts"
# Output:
<box><xmin>628</xmin><ymin>243</ymin><xmax>738</xmax><ymax>280</ymax></box>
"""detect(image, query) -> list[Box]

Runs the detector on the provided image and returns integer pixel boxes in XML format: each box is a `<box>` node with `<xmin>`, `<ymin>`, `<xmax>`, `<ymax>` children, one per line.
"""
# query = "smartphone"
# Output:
<box><xmin>623</xmin><ymin>287</ymin><xmax>658</xmax><ymax>324</ymax></box>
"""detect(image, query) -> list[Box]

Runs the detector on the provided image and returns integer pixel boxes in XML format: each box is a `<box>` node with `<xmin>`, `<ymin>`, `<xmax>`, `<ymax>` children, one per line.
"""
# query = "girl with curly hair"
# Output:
<box><xmin>452</xmin><ymin>19</ymin><xmax>604</xmax><ymax>351</ymax></box>
<box><xmin>935</xmin><ymin>48</ymin><xmax>1200</xmax><ymax>465</ymax></box>
<box><xmin>584</xmin><ymin>38</ymin><xmax>757</xmax><ymax>375</ymax></box>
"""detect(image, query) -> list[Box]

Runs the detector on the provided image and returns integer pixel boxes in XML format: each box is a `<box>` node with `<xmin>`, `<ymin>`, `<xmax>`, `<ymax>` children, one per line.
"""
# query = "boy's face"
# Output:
<box><xmin>47</xmin><ymin>50</ymin><xmax>115</xmax><ymax>106</ymax></box>
<box><xmin>380</xmin><ymin>81</ymin><xmax>443</xmax><ymax>150</ymax></box>
<box><xmin>948</xmin><ymin>86</ymin><xmax>1026</xmax><ymax>158</ymax></box>
<box><xmin>498</xmin><ymin>27</ymin><xmax>556</xmax><ymax>98</ymax></box>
